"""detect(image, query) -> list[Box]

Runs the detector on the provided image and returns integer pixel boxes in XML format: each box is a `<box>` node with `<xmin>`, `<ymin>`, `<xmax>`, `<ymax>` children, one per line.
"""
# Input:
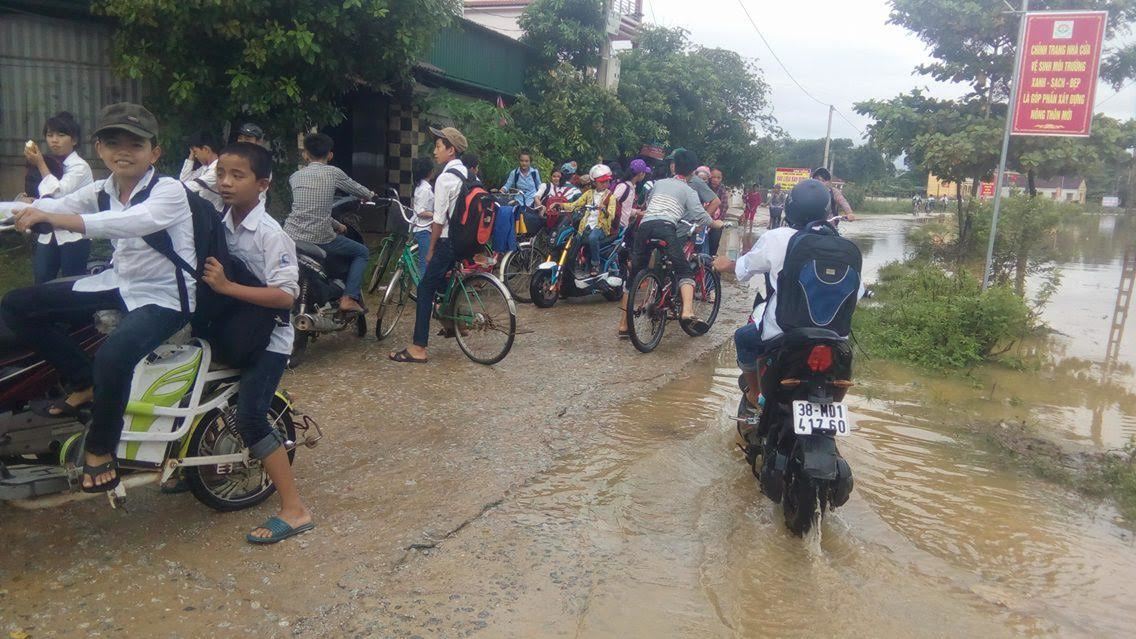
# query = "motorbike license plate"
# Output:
<box><xmin>792</xmin><ymin>401</ymin><xmax>853</xmax><ymax>436</ymax></box>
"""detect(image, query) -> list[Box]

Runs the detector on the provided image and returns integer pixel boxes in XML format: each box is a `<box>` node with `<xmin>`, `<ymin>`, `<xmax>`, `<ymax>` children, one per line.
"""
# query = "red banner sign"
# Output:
<box><xmin>1011</xmin><ymin>11</ymin><xmax>1107</xmax><ymax>137</ymax></box>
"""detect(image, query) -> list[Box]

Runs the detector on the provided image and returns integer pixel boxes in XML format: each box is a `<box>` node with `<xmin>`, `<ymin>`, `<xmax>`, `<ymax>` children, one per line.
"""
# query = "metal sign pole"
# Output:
<box><xmin>982</xmin><ymin>0</ymin><xmax>1030</xmax><ymax>290</ymax></box>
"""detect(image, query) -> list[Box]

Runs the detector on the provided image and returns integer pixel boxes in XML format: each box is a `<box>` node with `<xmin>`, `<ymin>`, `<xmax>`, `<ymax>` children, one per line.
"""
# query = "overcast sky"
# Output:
<box><xmin>642</xmin><ymin>0</ymin><xmax>1136</xmax><ymax>141</ymax></box>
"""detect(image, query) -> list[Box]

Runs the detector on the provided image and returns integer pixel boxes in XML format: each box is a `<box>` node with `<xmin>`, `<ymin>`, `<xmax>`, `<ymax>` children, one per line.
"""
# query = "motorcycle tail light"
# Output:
<box><xmin>807</xmin><ymin>345</ymin><xmax>833</xmax><ymax>373</ymax></box>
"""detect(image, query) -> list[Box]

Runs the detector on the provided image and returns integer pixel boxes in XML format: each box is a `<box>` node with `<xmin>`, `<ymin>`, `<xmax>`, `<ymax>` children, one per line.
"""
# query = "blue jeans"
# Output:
<box><xmin>413</xmin><ymin>237</ymin><xmax>456</xmax><ymax>348</ymax></box>
<box><xmin>734</xmin><ymin>322</ymin><xmax>766</xmax><ymax>373</ymax></box>
<box><xmin>585</xmin><ymin>227</ymin><xmax>606</xmax><ymax>269</ymax></box>
<box><xmin>236</xmin><ymin>350</ymin><xmax>288</xmax><ymax>459</ymax></box>
<box><xmin>34</xmin><ymin>238</ymin><xmax>91</xmax><ymax>284</ymax></box>
<box><xmin>0</xmin><ymin>280</ymin><xmax>189</xmax><ymax>455</ymax></box>
<box><xmin>318</xmin><ymin>234</ymin><xmax>369</xmax><ymax>301</ymax></box>
<box><xmin>414</xmin><ymin>230</ymin><xmax>431</xmax><ymax>276</ymax></box>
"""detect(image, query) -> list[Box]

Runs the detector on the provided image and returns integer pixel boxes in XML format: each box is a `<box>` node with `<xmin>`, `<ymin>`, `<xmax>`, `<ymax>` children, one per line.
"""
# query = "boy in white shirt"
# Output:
<box><xmin>23</xmin><ymin>111</ymin><xmax>94</xmax><ymax>282</ymax></box>
<box><xmin>1</xmin><ymin>103</ymin><xmax>196</xmax><ymax>494</ymax></box>
<box><xmin>202</xmin><ymin>142</ymin><xmax>313</xmax><ymax>544</ymax></box>
<box><xmin>179</xmin><ymin>130</ymin><xmax>224</xmax><ymax>212</ymax></box>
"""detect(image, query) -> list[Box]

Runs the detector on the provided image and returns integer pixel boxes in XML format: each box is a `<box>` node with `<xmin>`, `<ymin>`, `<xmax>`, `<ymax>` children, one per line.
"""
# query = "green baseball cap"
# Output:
<box><xmin>664</xmin><ymin>147</ymin><xmax>687</xmax><ymax>160</ymax></box>
<box><xmin>92</xmin><ymin>102</ymin><xmax>159</xmax><ymax>140</ymax></box>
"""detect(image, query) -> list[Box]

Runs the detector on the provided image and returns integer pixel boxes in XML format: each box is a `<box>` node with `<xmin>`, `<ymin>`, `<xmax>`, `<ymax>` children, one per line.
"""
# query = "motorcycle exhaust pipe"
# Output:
<box><xmin>293</xmin><ymin>313</ymin><xmax>342</xmax><ymax>333</ymax></box>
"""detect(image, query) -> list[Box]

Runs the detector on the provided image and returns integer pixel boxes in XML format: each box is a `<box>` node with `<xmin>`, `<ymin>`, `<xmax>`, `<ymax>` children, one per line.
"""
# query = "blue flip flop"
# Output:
<box><xmin>246</xmin><ymin>516</ymin><xmax>315</xmax><ymax>545</ymax></box>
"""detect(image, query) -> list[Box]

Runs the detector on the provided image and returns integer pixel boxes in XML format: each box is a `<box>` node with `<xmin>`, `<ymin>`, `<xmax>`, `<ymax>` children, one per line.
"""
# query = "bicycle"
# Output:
<box><xmin>496</xmin><ymin>189</ymin><xmax>551</xmax><ymax>304</ymax></box>
<box><xmin>625</xmin><ymin>221</ymin><xmax>725</xmax><ymax>354</ymax></box>
<box><xmin>373</xmin><ymin>196</ymin><xmax>518</xmax><ymax>365</ymax></box>
<box><xmin>366</xmin><ymin>188</ymin><xmax>419</xmax><ymax>295</ymax></box>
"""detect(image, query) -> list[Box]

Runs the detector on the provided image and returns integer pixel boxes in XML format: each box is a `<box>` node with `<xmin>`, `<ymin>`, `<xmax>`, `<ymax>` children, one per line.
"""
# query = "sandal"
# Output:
<box><xmin>389</xmin><ymin>348</ymin><xmax>428</xmax><ymax>364</ymax></box>
<box><xmin>680</xmin><ymin>316</ymin><xmax>711</xmax><ymax>334</ymax></box>
<box><xmin>80</xmin><ymin>457</ymin><xmax>120</xmax><ymax>494</ymax></box>
<box><xmin>31</xmin><ymin>398</ymin><xmax>91</xmax><ymax>420</ymax></box>
<box><xmin>246</xmin><ymin>516</ymin><xmax>316</xmax><ymax>545</ymax></box>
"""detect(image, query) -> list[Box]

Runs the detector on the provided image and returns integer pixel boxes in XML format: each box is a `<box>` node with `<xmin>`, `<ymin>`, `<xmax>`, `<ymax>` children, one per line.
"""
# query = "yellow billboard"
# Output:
<box><xmin>775</xmin><ymin>168</ymin><xmax>811</xmax><ymax>189</ymax></box>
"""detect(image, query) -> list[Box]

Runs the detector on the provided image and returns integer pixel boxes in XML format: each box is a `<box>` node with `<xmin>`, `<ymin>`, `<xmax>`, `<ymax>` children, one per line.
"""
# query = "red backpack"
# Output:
<box><xmin>445</xmin><ymin>168</ymin><xmax>496</xmax><ymax>260</ymax></box>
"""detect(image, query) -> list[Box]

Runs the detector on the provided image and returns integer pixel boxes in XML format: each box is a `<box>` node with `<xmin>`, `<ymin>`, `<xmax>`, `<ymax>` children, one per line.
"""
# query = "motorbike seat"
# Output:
<box><xmin>295</xmin><ymin>240</ymin><xmax>327</xmax><ymax>261</ymax></box>
<box><xmin>646</xmin><ymin>238</ymin><xmax>669</xmax><ymax>249</ymax></box>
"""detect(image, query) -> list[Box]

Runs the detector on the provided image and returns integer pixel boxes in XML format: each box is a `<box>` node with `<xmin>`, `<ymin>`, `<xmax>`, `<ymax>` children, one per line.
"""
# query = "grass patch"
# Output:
<box><xmin>854</xmin><ymin>260</ymin><xmax>1033</xmax><ymax>370</ymax></box>
<box><xmin>858</xmin><ymin>198</ymin><xmax>920</xmax><ymax>214</ymax></box>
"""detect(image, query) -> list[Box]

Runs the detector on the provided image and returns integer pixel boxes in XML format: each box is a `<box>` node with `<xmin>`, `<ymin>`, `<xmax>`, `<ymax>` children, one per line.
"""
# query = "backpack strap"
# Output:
<box><xmin>96</xmin><ymin>173</ymin><xmax>192</xmax><ymax>314</ymax></box>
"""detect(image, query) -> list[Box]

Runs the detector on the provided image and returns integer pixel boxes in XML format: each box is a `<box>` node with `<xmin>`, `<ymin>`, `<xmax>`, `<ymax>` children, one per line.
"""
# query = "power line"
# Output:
<box><xmin>731</xmin><ymin>0</ymin><xmax>863</xmax><ymax>136</ymax></box>
<box><xmin>1096</xmin><ymin>78</ymin><xmax>1135</xmax><ymax>108</ymax></box>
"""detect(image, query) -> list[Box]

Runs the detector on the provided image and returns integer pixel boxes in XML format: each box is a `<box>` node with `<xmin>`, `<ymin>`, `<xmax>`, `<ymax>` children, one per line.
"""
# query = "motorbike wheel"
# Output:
<box><xmin>184</xmin><ymin>398</ymin><xmax>297</xmax><ymax>512</ymax></box>
<box><xmin>375</xmin><ymin>268</ymin><xmax>409</xmax><ymax>341</ymax></box>
<box><xmin>529</xmin><ymin>268</ymin><xmax>559</xmax><ymax>308</ymax></box>
<box><xmin>500</xmin><ymin>245</ymin><xmax>536</xmax><ymax>304</ymax></box>
<box><xmin>627</xmin><ymin>270</ymin><xmax>666</xmax><ymax>353</ymax></box>
<box><xmin>682</xmin><ymin>268</ymin><xmax>722</xmax><ymax>336</ymax></box>
<box><xmin>782</xmin><ymin>466</ymin><xmax>820</xmax><ymax>536</ymax></box>
<box><xmin>288</xmin><ymin>332</ymin><xmax>309</xmax><ymax>369</ymax></box>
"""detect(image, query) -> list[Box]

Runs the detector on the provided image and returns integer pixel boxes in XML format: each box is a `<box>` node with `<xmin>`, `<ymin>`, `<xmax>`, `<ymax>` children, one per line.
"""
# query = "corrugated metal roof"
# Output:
<box><xmin>0</xmin><ymin>13</ymin><xmax>142</xmax><ymax>166</ymax></box>
<box><xmin>424</xmin><ymin>19</ymin><xmax>530</xmax><ymax>97</ymax></box>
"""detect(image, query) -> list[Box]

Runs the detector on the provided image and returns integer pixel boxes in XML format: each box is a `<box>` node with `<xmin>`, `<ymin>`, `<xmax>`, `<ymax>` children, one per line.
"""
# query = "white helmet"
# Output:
<box><xmin>589</xmin><ymin>164</ymin><xmax>613</xmax><ymax>181</ymax></box>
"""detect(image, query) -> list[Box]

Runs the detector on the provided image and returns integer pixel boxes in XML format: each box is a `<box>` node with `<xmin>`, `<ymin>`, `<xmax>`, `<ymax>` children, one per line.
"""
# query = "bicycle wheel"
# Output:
<box><xmin>452</xmin><ymin>272</ymin><xmax>517</xmax><ymax>365</ymax></box>
<box><xmin>501</xmin><ymin>244</ymin><xmax>537</xmax><ymax>304</ymax></box>
<box><xmin>375</xmin><ymin>268</ymin><xmax>409</xmax><ymax>341</ymax></box>
<box><xmin>367</xmin><ymin>236</ymin><xmax>395</xmax><ymax>294</ymax></box>
<box><xmin>682</xmin><ymin>267</ymin><xmax>722</xmax><ymax>336</ymax></box>
<box><xmin>627</xmin><ymin>269</ymin><xmax>666</xmax><ymax>353</ymax></box>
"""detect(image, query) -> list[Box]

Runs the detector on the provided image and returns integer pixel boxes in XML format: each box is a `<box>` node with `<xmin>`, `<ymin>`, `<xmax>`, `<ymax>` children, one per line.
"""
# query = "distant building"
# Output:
<box><xmin>926</xmin><ymin>172</ymin><xmax>1087</xmax><ymax>204</ymax></box>
<box><xmin>464</xmin><ymin>1</ymin><xmax>643</xmax><ymax>42</ymax></box>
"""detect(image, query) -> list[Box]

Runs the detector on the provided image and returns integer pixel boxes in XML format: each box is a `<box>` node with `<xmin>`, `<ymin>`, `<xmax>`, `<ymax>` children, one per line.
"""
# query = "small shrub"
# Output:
<box><xmin>854</xmin><ymin>260</ymin><xmax>1033</xmax><ymax>370</ymax></box>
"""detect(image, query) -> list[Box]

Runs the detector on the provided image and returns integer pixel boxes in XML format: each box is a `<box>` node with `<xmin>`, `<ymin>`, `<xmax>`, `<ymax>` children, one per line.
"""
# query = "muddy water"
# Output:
<box><xmin>376</xmin><ymin>216</ymin><xmax>1136</xmax><ymax>637</ymax></box>
<box><xmin>840</xmin><ymin>214</ymin><xmax>1136</xmax><ymax>449</ymax></box>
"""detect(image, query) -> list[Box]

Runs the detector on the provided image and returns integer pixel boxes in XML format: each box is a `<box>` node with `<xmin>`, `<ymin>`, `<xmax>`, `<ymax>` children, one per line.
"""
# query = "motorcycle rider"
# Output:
<box><xmin>557</xmin><ymin>164</ymin><xmax>618</xmax><ymax>276</ymax></box>
<box><xmin>0</xmin><ymin>103</ymin><xmax>196</xmax><ymax>493</ymax></box>
<box><xmin>619</xmin><ymin>148</ymin><xmax>726</xmax><ymax>337</ymax></box>
<box><xmin>283</xmin><ymin>133</ymin><xmax>376</xmax><ymax>314</ymax></box>
<box><xmin>712</xmin><ymin>178</ymin><xmax>862</xmax><ymax>412</ymax></box>
<box><xmin>810</xmin><ymin>167</ymin><xmax>856</xmax><ymax>224</ymax></box>
<box><xmin>501</xmin><ymin>150</ymin><xmax>541</xmax><ymax>208</ymax></box>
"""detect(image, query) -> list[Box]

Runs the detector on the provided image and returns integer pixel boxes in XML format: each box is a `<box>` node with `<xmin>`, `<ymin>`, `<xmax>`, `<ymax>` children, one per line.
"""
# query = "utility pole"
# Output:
<box><xmin>822</xmin><ymin>105</ymin><xmax>834</xmax><ymax>170</ymax></box>
<box><xmin>982</xmin><ymin>0</ymin><xmax>1029</xmax><ymax>290</ymax></box>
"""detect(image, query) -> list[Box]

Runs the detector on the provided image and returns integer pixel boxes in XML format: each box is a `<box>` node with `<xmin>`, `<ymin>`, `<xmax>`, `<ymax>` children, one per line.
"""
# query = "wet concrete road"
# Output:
<box><xmin>4</xmin><ymin>217</ymin><xmax>1136</xmax><ymax>638</ymax></box>
<box><xmin>0</xmin><ymin>255</ymin><xmax>753</xmax><ymax>638</ymax></box>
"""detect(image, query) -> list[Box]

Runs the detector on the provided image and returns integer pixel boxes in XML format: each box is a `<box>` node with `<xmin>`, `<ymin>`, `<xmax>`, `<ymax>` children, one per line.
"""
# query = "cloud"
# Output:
<box><xmin>643</xmin><ymin>0</ymin><xmax>1134</xmax><ymax>139</ymax></box>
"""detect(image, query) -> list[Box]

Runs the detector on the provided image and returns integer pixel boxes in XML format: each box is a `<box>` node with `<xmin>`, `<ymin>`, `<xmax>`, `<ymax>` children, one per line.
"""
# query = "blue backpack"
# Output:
<box><xmin>774</xmin><ymin>223</ymin><xmax>862</xmax><ymax>337</ymax></box>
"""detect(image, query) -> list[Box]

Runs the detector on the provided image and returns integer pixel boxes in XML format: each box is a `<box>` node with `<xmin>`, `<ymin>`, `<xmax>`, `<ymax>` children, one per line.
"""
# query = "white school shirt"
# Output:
<box><xmin>16</xmin><ymin>168</ymin><xmax>197</xmax><ymax>312</ymax></box>
<box><xmin>36</xmin><ymin>151</ymin><xmax>93</xmax><ymax>246</ymax></box>
<box><xmin>411</xmin><ymin>179</ymin><xmax>434</xmax><ymax>232</ymax></box>
<box><xmin>432</xmin><ymin>159</ymin><xmax>467</xmax><ymax>239</ymax></box>
<box><xmin>222</xmin><ymin>203</ymin><xmax>299</xmax><ymax>355</ymax></box>
<box><xmin>180</xmin><ymin>158</ymin><xmax>224</xmax><ymax>212</ymax></box>
<box><xmin>736</xmin><ymin>225</ymin><xmax>865</xmax><ymax>341</ymax></box>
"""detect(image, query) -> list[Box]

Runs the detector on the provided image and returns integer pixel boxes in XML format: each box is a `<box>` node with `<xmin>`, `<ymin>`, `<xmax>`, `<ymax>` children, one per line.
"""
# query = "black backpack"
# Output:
<box><xmin>774</xmin><ymin>222</ymin><xmax>862</xmax><ymax>337</ymax></box>
<box><xmin>97</xmin><ymin>175</ymin><xmax>284</xmax><ymax>367</ymax></box>
<box><xmin>445</xmin><ymin>167</ymin><xmax>497</xmax><ymax>261</ymax></box>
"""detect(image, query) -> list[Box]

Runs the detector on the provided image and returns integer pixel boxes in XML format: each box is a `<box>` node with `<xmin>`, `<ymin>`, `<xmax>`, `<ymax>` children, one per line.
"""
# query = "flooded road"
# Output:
<box><xmin>3</xmin><ymin>214</ymin><xmax>1135</xmax><ymax>637</ymax></box>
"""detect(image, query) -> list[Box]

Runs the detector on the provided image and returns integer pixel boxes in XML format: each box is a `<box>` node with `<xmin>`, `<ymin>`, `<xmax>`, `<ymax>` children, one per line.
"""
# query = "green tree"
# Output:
<box><xmin>518</xmin><ymin>0</ymin><xmax>606</xmax><ymax>72</ymax></box>
<box><xmin>512</xmin><ymin>64</ymin><xmax>637</xmax><ymax>164</ymax></box>
<box><xmin>617</xmin><ymin>26</ymin><xmax>776</xmax><ymax>183</ymax></box>
<box><xmin>95</xmin><ymin>0</ymin><xmax>459</xmax><ymax>146</ymax></box>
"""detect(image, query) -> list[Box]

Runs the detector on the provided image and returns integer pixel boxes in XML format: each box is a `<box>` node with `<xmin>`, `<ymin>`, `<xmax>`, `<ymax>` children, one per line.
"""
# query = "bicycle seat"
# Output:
<box><xmin>294</xmin><ymin>240</ymin><xmax>327</xmax><ymax>260</ymax></box>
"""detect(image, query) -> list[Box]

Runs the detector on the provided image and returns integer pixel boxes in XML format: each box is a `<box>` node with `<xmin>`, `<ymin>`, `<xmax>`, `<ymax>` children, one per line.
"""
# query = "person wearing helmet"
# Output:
<box><xmin>558</xmin><ymin>164</ymin><xmax>617</xmax><ymax>275</ymax></box>
<box><xmin>711</xmin><ymin>179</ymin><xmax>849</xmax><ymax>409</ymax></box>
<box><xmin>237</xmin><ymin>123</ymin><xmax>265</xmax><ymax>144</ymax></box>
<box><xmin>619</xmin><ymin>148</ymin><xmax>726</xmax><ymax>338</ymax></box>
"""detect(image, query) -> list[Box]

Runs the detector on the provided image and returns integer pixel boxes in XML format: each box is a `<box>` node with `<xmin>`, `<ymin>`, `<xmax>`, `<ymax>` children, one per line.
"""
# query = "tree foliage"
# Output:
<box><xmin>513</xmin><ymin>64</ymin><xmax>636</xmax><ymax>165</ymax></box>
<box><xmin>95</xmin><ymin>0</ymin><xmax>459</xmax><ymax>145</ymax></box>
<box><xmin>616</xmin><ymin>26</ymin><xmax>777</xmax><ymax>183</ymax></box>
<box><xmin>519</xmin><ymin>0</ymin><xmax>607</xmax><ymax>71</ymax></box>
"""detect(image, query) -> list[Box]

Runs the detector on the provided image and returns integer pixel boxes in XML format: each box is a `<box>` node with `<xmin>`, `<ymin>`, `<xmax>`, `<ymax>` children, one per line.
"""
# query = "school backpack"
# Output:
<box><xmin>98</xmin><ymin>174</ymin><xmax>284</xmax><ymax>367</ymax></box>
<box><xmin>446</xmin><ymin>167</ymin><xmax>497</xmax><ymax>261</ymax></box>
<box><xmin>774</xmin><ymin>222</ymin><xmax>862</xmax><ymax>337</ymax></box>
<box><xmin>509</xmin><ymin>167</ymin><xmax>540</xmax><ymax>193</ymax></box>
